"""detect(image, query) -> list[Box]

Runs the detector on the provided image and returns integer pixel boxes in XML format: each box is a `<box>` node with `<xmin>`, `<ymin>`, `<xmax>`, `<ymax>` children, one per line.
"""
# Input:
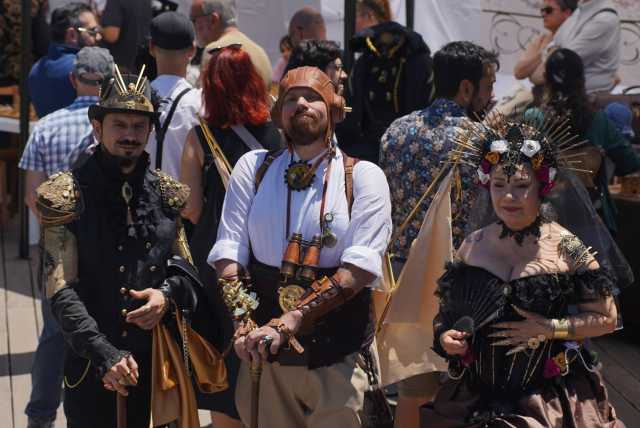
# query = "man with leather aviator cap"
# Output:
<box><xmin>209</xmin><ymin>66</ymin><xmax>392</xmax><ymax>427</ymax></box>
<box><xmin>35</xmin><ymin>68</ymin><xmax>208</xmax><ymax>427</ymax></box>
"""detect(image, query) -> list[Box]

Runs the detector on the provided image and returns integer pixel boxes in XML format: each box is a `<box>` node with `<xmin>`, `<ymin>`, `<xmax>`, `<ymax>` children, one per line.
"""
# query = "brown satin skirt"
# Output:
<box><xmin>420</xmin><ymin>368</ymin><xmax>624</xmax><ymax>428</ymax></box>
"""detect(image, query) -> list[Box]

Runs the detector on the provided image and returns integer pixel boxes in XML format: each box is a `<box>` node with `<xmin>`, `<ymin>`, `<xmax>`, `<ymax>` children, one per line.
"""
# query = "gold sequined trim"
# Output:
<box><xmin>35</xmin><ymin>172</ymin><xmax>82</xmax><ymax>226</ymax></box>
<box><xmin>558</xmin><ymin>234</ymin><xmax>595</xmax><ymax>269</ymax></box>
<box><xmin>154</xmin><ymin>169</ymin><xmax>190</xmax><ymax>213</ymax></box>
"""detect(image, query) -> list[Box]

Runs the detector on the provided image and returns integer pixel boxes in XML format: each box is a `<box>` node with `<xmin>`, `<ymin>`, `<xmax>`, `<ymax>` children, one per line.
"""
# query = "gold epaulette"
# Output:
<box><xmin>154</xmin><ymin>169</ymin><xmax>190</xmax><ymax>214</ymax></box>
<box><xmin>558</xmin><ymin>233</ymin><xmax>597</xmax><ymax>270</ymax></box>
<box><xmin>35</xmin><ymin>171</ymin><xmax>82</xmax><ymax>226</ymax></box>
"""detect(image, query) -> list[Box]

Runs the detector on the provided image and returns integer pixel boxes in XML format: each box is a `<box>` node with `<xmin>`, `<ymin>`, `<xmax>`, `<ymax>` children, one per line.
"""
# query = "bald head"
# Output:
<box><xmin>288</xmin><ymin>6</ymin><xmax>327</xmax><ymax>46</ymax></box>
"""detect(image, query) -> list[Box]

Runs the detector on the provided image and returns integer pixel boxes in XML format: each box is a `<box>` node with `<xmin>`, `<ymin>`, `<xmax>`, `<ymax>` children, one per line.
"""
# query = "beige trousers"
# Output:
<box><xmin>235</xmin><ymin>352</ymin><xmax>369</xmax><ymax>428</ymax></box>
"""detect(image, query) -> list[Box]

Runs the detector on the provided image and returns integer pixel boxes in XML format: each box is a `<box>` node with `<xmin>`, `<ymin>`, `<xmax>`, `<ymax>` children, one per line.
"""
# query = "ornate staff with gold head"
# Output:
<box><xmin>220</xmin><ymin>275</ymin><xmax>260</xmax><ymax>428</ymax></box>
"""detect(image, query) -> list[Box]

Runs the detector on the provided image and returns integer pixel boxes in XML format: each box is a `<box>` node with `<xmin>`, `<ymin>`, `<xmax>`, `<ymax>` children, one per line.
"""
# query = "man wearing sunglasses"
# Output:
<box><xmin>29</xmin><ymin>3</ymin><xmax>102</xmax><ymax>117</ymax></box>
<box><xmin>514</xmin><ymin>0</ymin><xmax>576</xmax><ymax>85</ymax></box>
<box><xmin>551</xmin><ymin>0</ymin><xmax>621</xmax><ymax>93</ymax></box>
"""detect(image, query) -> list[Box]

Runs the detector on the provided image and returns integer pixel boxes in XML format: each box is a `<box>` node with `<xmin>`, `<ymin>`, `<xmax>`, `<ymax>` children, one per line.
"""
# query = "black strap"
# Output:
<box><xmin>155</xmin><ymin>87</ymin><xmax>193</xmax><ymax>170</ymax></box>
<box><xmin>194</xmin><ymin>125</ymin><xmax>214</xmax><ymax>167</ymax></box>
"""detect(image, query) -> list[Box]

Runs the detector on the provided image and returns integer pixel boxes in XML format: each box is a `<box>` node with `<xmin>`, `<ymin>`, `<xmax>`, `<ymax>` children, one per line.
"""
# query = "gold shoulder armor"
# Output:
<box><xmin>35</xmin><ymin>172</ymin><xmax>82</xmax><ymax>226</ymax></box>
<box><xmin>154</xmin><ymin>169</ymin><xmax>190</xmax><ymax>214</ymax></box>
<box><xmin>558</xmin><ymin>233</ymin><xmax>597</xmax><ymax>270</ymax></box>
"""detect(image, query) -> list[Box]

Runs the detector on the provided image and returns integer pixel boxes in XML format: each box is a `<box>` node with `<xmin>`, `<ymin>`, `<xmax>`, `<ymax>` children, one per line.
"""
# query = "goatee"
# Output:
<box><xmin>286</xmin><ymin>113</ymin><xmax>325</xmax><ymax>146</ymax></box>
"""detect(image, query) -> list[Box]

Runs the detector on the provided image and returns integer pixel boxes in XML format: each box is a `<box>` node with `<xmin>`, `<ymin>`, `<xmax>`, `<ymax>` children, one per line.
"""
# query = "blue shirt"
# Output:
<box><xmin>379</xmin><ymin>98</ymin><xmax>477</xmax><ymax>259</ymax></box>
<box><xmin>28</xmin><ymin>43</ymin><xmax>78</xmax><ymax>117</ymax></box>
<box><xmin>19</xmin><ymin>96</ymin><xmax>97</xmax><ymax>176</ymax></box>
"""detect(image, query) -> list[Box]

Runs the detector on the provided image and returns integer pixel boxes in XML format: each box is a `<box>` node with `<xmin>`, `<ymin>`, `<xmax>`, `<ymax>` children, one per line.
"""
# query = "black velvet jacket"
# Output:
<box><xmin>50</xmin><ymin>150</ymin><xmax>196</xmax><ymax>379</ymax></box>
<box><xmin>336</xmin><ymin>21</ymin><xmax>434</xmax><ymax>163</ymax></box>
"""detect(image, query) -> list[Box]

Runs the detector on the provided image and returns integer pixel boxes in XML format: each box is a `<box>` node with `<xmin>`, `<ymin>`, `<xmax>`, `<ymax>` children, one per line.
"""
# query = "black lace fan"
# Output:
<box><xmin>437</xmin><ymin>273</ymin><xmax>510</xmax><ymax>335</ymax></box>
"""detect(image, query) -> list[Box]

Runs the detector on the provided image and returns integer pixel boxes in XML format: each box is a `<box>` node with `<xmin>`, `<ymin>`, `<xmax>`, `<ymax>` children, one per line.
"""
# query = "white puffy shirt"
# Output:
<box><xmin>208</xmin><ymin>148</ymin><xmax>392</xmax><ymax>281</ymax></box>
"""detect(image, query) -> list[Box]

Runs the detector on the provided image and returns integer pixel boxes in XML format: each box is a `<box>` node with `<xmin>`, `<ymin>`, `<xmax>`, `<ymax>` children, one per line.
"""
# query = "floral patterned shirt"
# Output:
<box><xmin>379</xmin><ymin>98</ymin><xmax>478</xmax><ymax>260</ymax></box>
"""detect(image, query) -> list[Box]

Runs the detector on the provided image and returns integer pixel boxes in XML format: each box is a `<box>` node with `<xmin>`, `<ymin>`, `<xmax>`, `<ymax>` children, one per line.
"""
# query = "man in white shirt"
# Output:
<box><xmin>209</xmin><ymin>67</ymin><xmax>392</xmax><ymax>428</ymax></box>
<box><xmin>551</xmin><ymin>0</ymin><xmax>620</xmax><ymax>93</ymax></box>
<box><xmin>146</xmin><ymin>11</ymin><xmax>202</xmax><ymax>179</ymax></box>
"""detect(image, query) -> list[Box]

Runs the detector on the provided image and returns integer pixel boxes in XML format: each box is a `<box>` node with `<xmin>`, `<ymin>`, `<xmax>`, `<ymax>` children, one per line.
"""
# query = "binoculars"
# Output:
<box><xmin>280</xmin><ymin>233</ymin><xmax>321</xmax><ymax>284</ymax></box>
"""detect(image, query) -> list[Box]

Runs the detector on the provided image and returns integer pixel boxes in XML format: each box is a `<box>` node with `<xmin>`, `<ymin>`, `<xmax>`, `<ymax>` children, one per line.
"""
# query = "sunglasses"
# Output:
<box><xmin>540</xmin><ymin>6</ymin><xmax>558</xmax><ymax>15</ymax></box>
<box><xmin>77</xmin><ymin>26</ymin><xmax>102</xmax><ymax>37</ymax></box>
<box><xmin>208</xmin><ymin>43</ymin><xmax>243</xmax><ymax>55</ymax></box>
<box><xmin>189</xmin><ymin>12</ymin><xmax>212</xmax><ymax>22</ymax></box>
<box><xmin>75</xmin><ymin>73</ymin><xmax>104</xmax><ymax>86</ymax></box>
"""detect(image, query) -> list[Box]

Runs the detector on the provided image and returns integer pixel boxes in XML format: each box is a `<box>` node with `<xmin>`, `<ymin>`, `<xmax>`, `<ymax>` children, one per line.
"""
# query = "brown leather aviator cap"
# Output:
<box><xmin>271</xmin><ymin>66</ymin><xmax>346</xmax><ymax>137</ymax></box>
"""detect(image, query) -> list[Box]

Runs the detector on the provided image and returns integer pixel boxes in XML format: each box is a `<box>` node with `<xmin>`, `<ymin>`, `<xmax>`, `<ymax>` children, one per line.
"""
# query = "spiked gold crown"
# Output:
<box><xmin>88</xmin><ymin>65</ymin><xmax>156</xmax><ymax>120</ymax></box>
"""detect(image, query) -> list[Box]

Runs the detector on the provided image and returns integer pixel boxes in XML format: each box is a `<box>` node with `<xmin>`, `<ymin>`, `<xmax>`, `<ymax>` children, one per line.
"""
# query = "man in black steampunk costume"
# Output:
<box><xmin>36</xmin><ymin>68</ymin><xmax>205</xmax><ymax>427</ymax></box>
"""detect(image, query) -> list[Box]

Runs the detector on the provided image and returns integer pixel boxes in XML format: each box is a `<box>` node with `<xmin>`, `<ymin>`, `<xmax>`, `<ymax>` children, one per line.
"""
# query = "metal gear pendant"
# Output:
<box><xmin>285</xmin><ymin>161</ymin><xmax>315</xmax><ymax>191</ymax></box>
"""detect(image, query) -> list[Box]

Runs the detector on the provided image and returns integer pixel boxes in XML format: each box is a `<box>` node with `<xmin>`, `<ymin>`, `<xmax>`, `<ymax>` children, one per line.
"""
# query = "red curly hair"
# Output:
<box><xmin>202</xmin><ymin>47</ymin><xmax>270</xmax><ymax>128</ymax></box>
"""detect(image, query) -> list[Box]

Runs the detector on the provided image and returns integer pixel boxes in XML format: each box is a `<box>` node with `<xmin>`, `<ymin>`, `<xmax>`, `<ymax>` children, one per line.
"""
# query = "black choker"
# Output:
<box><xmin>497</xmin><ymin>216</ymin><xmax>546</xmax><ymax>246</ymax></box>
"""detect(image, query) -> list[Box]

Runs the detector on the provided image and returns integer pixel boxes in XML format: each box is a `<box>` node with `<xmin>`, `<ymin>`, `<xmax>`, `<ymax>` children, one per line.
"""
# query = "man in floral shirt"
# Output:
<box><xmin>378</xmin><ymin>41</ymin><xmax>498</xmax><ymax>428</ymax></box>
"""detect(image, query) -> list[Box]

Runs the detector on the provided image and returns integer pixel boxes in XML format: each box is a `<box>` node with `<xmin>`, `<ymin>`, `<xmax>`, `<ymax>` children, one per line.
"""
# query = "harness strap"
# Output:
<box><xmin>155</xmin><ymin>87</ymin><xmax>192</xmax><ymax>170</ymax></box>
<box><xmin>254</xmin><ymin>149</ymin><xmax>360</xmax><ymax>217</ymax></box>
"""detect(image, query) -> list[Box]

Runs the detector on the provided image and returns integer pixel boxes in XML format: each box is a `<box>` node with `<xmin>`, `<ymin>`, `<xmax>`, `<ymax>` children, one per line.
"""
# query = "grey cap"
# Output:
<box><xmin>73</xmin><ymin>47</ymin><xmax>114</xmax><ymax>83</ymax></box>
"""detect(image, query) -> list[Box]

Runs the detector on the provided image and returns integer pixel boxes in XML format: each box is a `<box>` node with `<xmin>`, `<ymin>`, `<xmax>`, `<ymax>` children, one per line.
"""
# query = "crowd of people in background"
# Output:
<box><xmin>3</xmin><ymin>0</ymin><xmax>638</xmax><ymax>427</ymax></box>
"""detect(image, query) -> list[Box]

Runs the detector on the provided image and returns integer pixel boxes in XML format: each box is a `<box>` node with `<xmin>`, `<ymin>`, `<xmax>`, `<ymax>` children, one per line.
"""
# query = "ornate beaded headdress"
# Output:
<box><xmin>451</xmin><ymin>112</ymin><xmax>590</xmax><ymax>196</ymax></box>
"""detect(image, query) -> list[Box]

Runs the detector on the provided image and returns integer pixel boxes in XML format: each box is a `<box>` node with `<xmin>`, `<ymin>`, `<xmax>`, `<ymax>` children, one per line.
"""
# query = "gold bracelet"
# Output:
<box><xmin>552</xmin><ymin>318</ymin><xmax>570</xmax><ymax>339</ymax></box>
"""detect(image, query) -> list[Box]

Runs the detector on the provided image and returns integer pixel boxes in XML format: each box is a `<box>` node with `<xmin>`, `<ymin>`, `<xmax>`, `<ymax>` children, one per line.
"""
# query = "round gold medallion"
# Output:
<box><xmin>285</xmin><ymin>161</ymin><xmax>314</xmax><ymax>191</ymax></box>
<box><xmin>278</xmin><ymin>284</ymin><xmax>306</xmax><ymax>312</ymax></box>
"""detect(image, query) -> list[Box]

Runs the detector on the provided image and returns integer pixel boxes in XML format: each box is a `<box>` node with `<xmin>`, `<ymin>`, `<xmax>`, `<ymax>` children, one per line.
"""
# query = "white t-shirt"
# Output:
<box><xmin>146</xmin><ymin>75</ymin><xmax>202</xmax><ymax>179</ymax></box>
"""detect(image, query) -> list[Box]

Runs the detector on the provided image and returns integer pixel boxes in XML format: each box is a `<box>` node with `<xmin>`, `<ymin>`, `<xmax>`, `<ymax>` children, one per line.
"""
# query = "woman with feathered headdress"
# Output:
<box><xmin>421</xmin><ymin>114</ymin><xmax>629</xmax><ymax>427</ymax></box>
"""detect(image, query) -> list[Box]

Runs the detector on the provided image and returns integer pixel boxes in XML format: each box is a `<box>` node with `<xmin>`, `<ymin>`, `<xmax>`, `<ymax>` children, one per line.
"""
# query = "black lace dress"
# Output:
<box><xmin>424</xmin><ymin>262</ymin><xmax>624</xmax><ymax>428</ymax></box>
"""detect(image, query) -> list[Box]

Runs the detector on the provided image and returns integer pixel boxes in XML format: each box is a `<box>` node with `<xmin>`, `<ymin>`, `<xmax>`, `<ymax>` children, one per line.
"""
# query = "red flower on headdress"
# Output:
<box><xmin>535</xmin><ymin>165</ymin><xmax>555</xmax><ymax>196</ymax></box>
<box><xmin>541</xmin><ymin>181</ymin><xmax>555</xmax><ymax>196</ymax></box>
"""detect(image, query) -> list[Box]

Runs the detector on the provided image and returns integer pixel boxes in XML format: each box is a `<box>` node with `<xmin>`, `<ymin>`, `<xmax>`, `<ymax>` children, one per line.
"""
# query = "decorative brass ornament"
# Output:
<box><xmin>278</xmin><ymin>284</ymin><xmax>306</xmax><ymax>312</ymax></box>
<box><xmin>321</xmin><ymin>212</ymin><xmax>338</xmax><ymax>248</ymax></box>
<box><xmin>285</xmin><ymin>161</ymin><xmax>314</xmax><ymax>191</ymax></box>
<box><xmin>121</xmin><ymin>182</ymin><xmax>133</xmax><ymax>205</ymax></box>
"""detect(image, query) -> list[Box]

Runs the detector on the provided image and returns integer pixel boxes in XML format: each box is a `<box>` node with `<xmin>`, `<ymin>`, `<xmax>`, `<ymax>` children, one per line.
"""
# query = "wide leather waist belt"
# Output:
<box><xmin>249</xmin><ymin>260</ymin><xmax>338</xmax><ymax>366</ymax></box>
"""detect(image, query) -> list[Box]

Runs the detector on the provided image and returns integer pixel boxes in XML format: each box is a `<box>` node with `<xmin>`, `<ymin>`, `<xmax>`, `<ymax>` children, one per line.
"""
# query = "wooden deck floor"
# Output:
<box><xmin>0</xmin><ymin>218</ymin><xmax>638</xmax><ymax>427</ymax></box>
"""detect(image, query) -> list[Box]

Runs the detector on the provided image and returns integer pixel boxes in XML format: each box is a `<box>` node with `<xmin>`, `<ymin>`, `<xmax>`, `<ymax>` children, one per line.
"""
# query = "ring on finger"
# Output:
<box><xmin>260</xmin><ymin>335</ymin><xmax>274</xmax><ymax>348</ymax></box>
<box><xmin>118</xmin><ymin>378</ymin><xmax>127</xmax><ymax>385</ymax></box>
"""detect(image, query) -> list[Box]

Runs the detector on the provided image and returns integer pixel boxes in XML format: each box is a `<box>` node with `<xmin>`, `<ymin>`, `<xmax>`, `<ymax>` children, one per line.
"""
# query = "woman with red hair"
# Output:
<box><xmin>180</xmin><ymin>44</ymin><xmax>282</xmax><ymax>428</ymax></box>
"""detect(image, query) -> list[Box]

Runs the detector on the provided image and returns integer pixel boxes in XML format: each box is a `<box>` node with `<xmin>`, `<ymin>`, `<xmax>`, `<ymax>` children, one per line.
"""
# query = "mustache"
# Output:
<box><xmin>293</xmin><ymin>108</ymin><xmax>315</xmax><ymax>119</ymax></box>
<box><xmin>116</xmin><ymin>139</ymin><xmax>142</xmax><ymax>147</ymax></box>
